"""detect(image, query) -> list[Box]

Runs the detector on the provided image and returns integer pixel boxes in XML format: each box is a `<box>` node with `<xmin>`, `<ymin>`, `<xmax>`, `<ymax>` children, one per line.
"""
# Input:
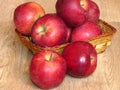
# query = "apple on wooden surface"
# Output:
<box><xmin>56</xmin><ymin>0</ymin><xmax>91</xmax><ymax>27</ymax></box>
<box><xmin>29</xmin><ymin>50</ymin><xmax>66</xmax><ymax>89</ymax></box>
<box><xmin>71</xmin><ymin>21</ymin><xmax>102</xmax><ymax>42</ymax></box>
<box><xmin>14</xmin><ymin>2</ymin><xmax>45</xmax><ymax>35</ymax></box>
<box><xmin>31</xmin><ymin>14</ymin><xmax>67</xmax><ymax>47</ymax></box>
<box><xmin>62</xmin><ymin>41</ymin><xmax>97</xmax><ymax>77</ymax></box>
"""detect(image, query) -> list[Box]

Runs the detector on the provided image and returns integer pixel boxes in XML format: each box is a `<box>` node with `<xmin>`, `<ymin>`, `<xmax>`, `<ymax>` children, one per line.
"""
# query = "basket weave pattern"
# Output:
<box><xmin>15</xmin><ymin>19</ymin><xmax>116</xmax><ymax>54</ymax></box>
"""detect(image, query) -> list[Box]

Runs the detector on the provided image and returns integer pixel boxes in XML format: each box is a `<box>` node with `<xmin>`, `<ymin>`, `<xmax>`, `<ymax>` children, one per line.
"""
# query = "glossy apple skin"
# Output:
<box><xmin>87</xmin><ymin>1</ymin><xmax>100</xmax><ymax>22</ymax></box>
<box><xmin>14</xmin><ymin>2</ymin><xmax>45</xmax><ymax>35</ymax></box>
<box><xmin>31</xmin><ymin>14</ymin><xmax>67</xmax><ymax>47</ymax></box>
<box><xmin>29</xmin><ymin>50</ymin><xmax>66</xmax><ymax>89</ymax></box>
<box><xmin>62</xmin><ymin>41</ymin><xmax>97</xmax><ymax>77</ymax></box>
<box><xmin>65</xmin><ymin>27</ymin><xmax>72</xmax><ymax>42</ymax></box>
<box><xmin>71</xmin><ymin>21</ymin><xmax>102</xmax><ymax>42</ymax></box>
<box><xmin>56</xmin><ymin>0</ymin><xmax>90</xmax><ymax>27</ymax></box>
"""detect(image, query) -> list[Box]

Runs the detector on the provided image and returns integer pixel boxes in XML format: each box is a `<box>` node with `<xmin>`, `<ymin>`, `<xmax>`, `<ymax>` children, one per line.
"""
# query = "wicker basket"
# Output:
<box><xmin>15</xmin><ymin>19</ymin><xmax>117</xmax><ymax>54</ymax></box>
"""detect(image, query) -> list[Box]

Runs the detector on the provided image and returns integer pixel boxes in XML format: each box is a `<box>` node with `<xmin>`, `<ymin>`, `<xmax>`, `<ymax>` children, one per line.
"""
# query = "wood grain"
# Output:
<box><xmin>0</xmin><ymin>0</ymin><xmax>120</xmax><ymax>90</ymax></box>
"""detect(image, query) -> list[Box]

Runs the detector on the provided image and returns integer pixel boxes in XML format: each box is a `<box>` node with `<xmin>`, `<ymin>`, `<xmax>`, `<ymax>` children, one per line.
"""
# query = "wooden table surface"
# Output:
<box><xmin>0</xmin><ymin>0</ymin><xmax>120</xmax><ymax>90</ymax></box>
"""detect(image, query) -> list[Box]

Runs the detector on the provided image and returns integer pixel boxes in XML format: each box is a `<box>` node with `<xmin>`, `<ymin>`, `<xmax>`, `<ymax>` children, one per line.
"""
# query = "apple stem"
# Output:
<box><xmin>42</xmin><ymin>26</ymin><xmax>47</xmax><ymax>32</ymax></box>
<box><xmin>45</xmin><ymin>53</ymin><xmax>53</xmax><ymax>61</ymax></box>
<box><xmin>49</xmin><ymin>53</ymin><xmax>53</xmax><ymax>61</ymax></box>
<box><xmin>37</xmin><ymin>26</ymin><xmax>47</xmax><ymax>35</ymax></box>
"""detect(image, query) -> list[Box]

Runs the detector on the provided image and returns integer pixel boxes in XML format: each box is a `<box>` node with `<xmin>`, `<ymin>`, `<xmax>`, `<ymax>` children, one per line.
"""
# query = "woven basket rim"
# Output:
<box><xmin>15</xmin><ymin>29</ymin><xmax>69</xmax><ymax>51</ymax></box>
<box><xmin>15</xmin><ymin>19</ymin><xmax>117</xmax><ymax>53</ymax></box>
<box><xmin>87</xmin><ymin>19</ymin><xmax>117</xmax><ymax>41</ymax></box>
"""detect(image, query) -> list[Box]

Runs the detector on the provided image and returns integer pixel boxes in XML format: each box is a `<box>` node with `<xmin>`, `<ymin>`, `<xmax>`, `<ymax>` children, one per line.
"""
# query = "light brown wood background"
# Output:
<box><xmin>0</xmin><ymin>0</ymin><xmax>120</xmax><ymax>90</ymax></box>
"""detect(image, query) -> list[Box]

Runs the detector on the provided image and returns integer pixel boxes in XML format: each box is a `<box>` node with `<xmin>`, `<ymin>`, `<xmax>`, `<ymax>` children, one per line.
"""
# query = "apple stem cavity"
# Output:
<box><xmin>37</xmin><ymin>26</ymin><xmax>47</xmax><ymax>35</ymax></box>
<box><xmin>80</xmin><ymin>0</ymin><xmax>88</xmax><ymax>10</ymax></box>
<box><xmin>45</xmin><ymin>53</ymin><xmax>53</xmax><ymax>61</ymax></box>
<box><xmin>80</xmin><ymin>0</ymin><xmax>85</xmax><ymax>9</ymax></box>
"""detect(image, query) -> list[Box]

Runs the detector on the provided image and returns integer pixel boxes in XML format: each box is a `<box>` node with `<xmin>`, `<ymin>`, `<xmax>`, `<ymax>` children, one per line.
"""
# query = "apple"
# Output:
<box><xmin>14</xmin><ymin>2</ymin><xmax>45</xmax><ymax>35</ymax></box>
<box><xmin>31</xmin><ymin>14</ymin><xmax>67</xmax><ymax>47</ymax></box>
<box><xmin>71</xmin><ymin>21</ymin><xmax>102</xmax><ymax>42</ymax></box>
<box><xmin>87</xmin><ymin>1</ymin><xmax>100</xmax><ymax>22</ymax></box>
<box><xmin>56</xmin><ymin>0</ymin><xmax>91</xmax><ymax>27</ymax></box>
<box><xmin>29</xmin><ymin>50</ymin><xmax>66</xmax><ymax>89</ymax></box>
<box><xmin>62</xmin><ymin>41</ymin><xmax>97</xmax><ymax>77</ymax></box>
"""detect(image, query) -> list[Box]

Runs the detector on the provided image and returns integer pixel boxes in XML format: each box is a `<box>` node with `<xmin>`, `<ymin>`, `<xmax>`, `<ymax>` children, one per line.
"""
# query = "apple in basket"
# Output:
<box><xmin>86</xmin><ymin>1</ymin><xmax>100</xmax><ymax>22</ymax></box>
<box><xmin>71</xmin><ymin>21</ymin><xmax>102</xmax><ymax>42</ymax></box>
<box><xmin>31</xmin><ymin>14</ymin><xmax>68</xmax><ymax>47</ymax></box>
<box><xmin>56</xmin><ymin>0</ymin><xmax>91</xmax><ymax>27</ymax></box>
<box><xmin>62</xmin><ymin>41</ymin><xmax>97</xmax><ymax>77</ymax></box>
<box><xmin>14</xmin><ymin>2</ymin><xmax>45</xmax><ymax>35</ymax></box>
<box><xmin>29</xmin><ymin>50</ymin><xmax>66</xmax><ymax>89</ymax></box>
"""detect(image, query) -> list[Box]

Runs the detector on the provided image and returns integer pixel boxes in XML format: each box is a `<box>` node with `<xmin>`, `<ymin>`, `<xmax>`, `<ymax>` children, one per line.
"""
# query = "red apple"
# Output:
<box><xmin>71</xmin><ymin>21</ymin><xmax>102</xmax><ymax>42</ymax></box>
<box><xmin>14</xmin><ymin>2</ymin><xmax>45</xmax><ymax>35</ymax></box>
<box><xmin>31</xmin><ymin>14</ymin><xmax>67</xmax><ymax>47</ymax></box>
<box><xmin>62</xmin><ymin>41</ymin><xmax>97</xmax><ymax>77</ymax></box>
<box><xmin>87</xmin><ymin>1</ymin><xmax>100</xmax><ymax>22</ymax></box>
<box><xmin>29</xmin><ymin>50</ymin><xmax>66</xmax><ymax>89</ymax></box>
<box><xmin>56</xmin><ymin>0</ymin><xmax>91</xmax><ymax>27</ymax></box>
